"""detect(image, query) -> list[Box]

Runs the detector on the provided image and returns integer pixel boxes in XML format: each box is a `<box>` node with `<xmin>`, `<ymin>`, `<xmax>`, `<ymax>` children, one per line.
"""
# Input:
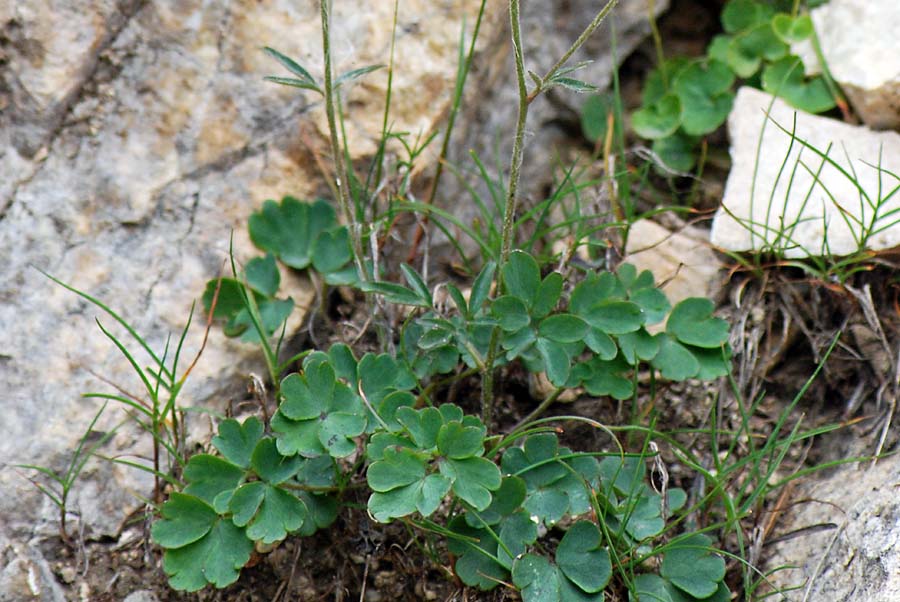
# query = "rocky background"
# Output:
<box><xmin>2</xmin><ymin>0</ymin><xmax>900</xmax><ymax>600</ymax></box>
<box><xmin>0</xmin><ymin>0</ymin><xmax>665</xmax><ymax>598</ymax></box>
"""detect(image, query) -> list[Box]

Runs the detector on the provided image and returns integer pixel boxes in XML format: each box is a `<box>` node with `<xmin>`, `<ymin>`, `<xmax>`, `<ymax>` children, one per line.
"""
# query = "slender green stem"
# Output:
<box><xmin>646</xmin><ymin>0</ymin><xmax>667</xmax><ymax>87</ymax></box>
<box><xmin>320</xmin><ymin>0</ymin><xmax>367</xmax><ymax>281</ymax></box>
<box><xmin>482</xmin><ymin>0</ymin><xmax>619</xmax><ymax>429</ymax></box>
<box><xmin>510</xmin><ymin>386</ymin><xmax>564</xmax><ymax>432</ymax></box>
<box><xmin>526</xmin><ymin>0</ymin><xmax>620</xmax><ymax>104</ymax></box>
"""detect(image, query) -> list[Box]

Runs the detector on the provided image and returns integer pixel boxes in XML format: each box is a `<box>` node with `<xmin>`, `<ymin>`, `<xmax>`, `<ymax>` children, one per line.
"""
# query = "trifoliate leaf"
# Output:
<box><xmin>667</xmin><ymin>298</ymin><xmax>729</xmax><ymax>348</ymax></box>
<box><xmin>617</xmin><ymin>329</ymin><xmax>661</xmax><ymax>364</ymax></box>
<box><xmin>570</xmin><ymin>273</ymin><xmax>623</xmax><ymax>315</ymax></box>
<box><xmin>229</xmin><ymin>481</ymin><xmax>308</xmax><ymax>544</ymax></box>
<box><xmin>396</xmin><ymin>406</ymin><xmax>443</xmax><ymax>450</ymax></box>
<box><xmin>212</xmin><ymin>417</ymin><xmax>263</xmax><ymax>468</ymax></box>
<box><xmin>557</xmin><ymin>521</ymin><xmax>612</xmax><ymax>593</ymax></box>
<box><xmin>726</xmin><ymin>23</ymin><xmax>788</xmax><ymax>78</ymax></box>
<box><xmin>661</xmin><ymin>534</ymin><xmax>727</xmax><ymax>599</ymax></box>
<box><xmin>467</xmin><ymin>476</ymin><xmax>528</xmax><ymax>526</ymax></box>
<box><xmin>672</xmin><ymin>60</ymin><xmax>735</xmax><ymax>136</ymax></box>
<box><xmin>367</xmin><ymin>446</ymin><xmax>427</xmax><ymax>492</ymax></box>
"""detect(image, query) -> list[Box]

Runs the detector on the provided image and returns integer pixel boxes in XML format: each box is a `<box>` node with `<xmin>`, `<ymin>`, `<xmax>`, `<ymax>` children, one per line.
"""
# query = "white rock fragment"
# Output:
<box><xmin>710</xmin><ymin>87</ymin><xmax>900</xmax><ymax>258</ymax></box>
<box><xmin>793</xmin><ymin>0</ymin><xmax>900</xmax><ymax>130</ymax></box>
<box><xmin>625</xmin><ymin>219</ymin><xmax>722</xmax><ymax>311</ymax></box>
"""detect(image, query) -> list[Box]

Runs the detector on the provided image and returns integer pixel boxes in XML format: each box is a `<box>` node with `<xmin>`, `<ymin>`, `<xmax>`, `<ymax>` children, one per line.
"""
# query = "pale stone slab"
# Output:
<box><xmin>794</xmin><ymin>0</ymin><xmax>900</xmax><ymax>130</ymax></box>
<box><xmin>710</xmin><ymin>87</ymin><xmax>900</xmax><ymax>258</ymax></box>
<box><xmin>625</xmin><ymin>219</ymin><xmax>722</xmax><ymax>309</ymax></box>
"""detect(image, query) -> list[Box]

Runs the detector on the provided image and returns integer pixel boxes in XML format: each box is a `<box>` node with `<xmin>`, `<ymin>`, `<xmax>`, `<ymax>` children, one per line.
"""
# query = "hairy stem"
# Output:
<box><xmin>321</xmin><ymin>0</ymin><xmax>367</xmax><ymax>281</ymax></box>
<box><xmin>483</xmin><ymin>0</ymin><xmax>617</xmax><ymax>428</ymax></box>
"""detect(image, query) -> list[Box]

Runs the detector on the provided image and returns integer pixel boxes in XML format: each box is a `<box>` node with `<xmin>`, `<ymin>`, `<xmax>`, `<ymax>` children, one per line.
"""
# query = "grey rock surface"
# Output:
<box><xmin>0</xmin><ymin>0</ymin><xmax>497</xmax><ymax>543</ymax></box>
<box><xmin>764</xmin><ymin>455</ymin><xmax>900</xmax><ymax>601</ymax></box>
<box><xmin>711</xmin><ymin>87</ymin><xmax>900</xmax><ymax>257</ymax></box>
<box><xmin>0</xmin><ymin>534</ymin><xmax>66</xmax><ymax>602</ymax></box>
<box><xmin>794</xmin><ymin>0</ymin><xmax>900</xmax><ymax>130</ymax></box>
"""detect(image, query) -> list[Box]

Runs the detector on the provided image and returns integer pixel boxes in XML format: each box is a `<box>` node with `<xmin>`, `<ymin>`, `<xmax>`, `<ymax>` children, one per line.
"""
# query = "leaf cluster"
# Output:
<box><xmin>606</xmin><ymin>0</ymin><xmax>835</xmax><ymax>172</ymax></box>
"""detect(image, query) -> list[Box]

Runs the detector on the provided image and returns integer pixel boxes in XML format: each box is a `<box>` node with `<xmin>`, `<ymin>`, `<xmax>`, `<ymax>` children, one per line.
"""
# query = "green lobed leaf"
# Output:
<box><xmin>437</xmin><ymin>421</ymin><xmax>486</xmax><ymax>459</ymax></box>
<box><xmin>533</xmin><ymin>272</ymin><xmax>564</xmax><ymax>318</ymax></box>
<box><xmin>652</xmin><ymin>336</ymin><xmax>700</xmax><ymax>380</ymax></box>
<box><xmin>182</xmin><ymin>455</ymin><xmax>244</xmax><ymax>507</ymax></box>
<box><xmin>312</xmin><ymin>227</ymin><xmax>353</xmax><ymax>275</ymax></box>
<box><xmin>503</xmin><ymin>251</ymin><xmax>541</xmax><ymax>307</ymax></box>
<box><xmin>536</xmin><ymin>337</ymin><xmax>572</xmax><ymax>386</ymax></box>
<box><xmin>447</xmin><ymin>516</ymin><xmax>506</xmax><ymax>590</ymax></box>
<box><xmin>492</xmin><ymin>295</ymin><xmax>532</xmax><ymax>332</ymax></box>
<box><xmin>667</xmin><ymin>298</ymin><xmax>729</xmax><ymax>348</ymax></box>
<box><xmin>496</xmin><ymin>511</ymin><xmax>539</xmax><ymax>569</ymax></box>
<box><xmin>441</xmin><ymin>456</ymin><xmax>502</xmax><ymax>510</ymax></box>
<box><xmin>367</xmin><ymin>446</ymin><xmax>427</xmax><ymax>492</ymax></box>
<box><xmin>762</xmin><ymin>55</ymin><xmax>836</xmax><ymax>113</ymax></box>
<box><xmin>161</xmin><ymin>517</ymin><xmax>253</xmax><ymax>591</ymax></box>
<box><xmin>512</xmin><ymin>554</ymin><xmax>560</xmax><ymax>602</ymax></box>
<box><xmin>151</xmin><ymin>493</ymin><xmax>217</xmax><ymax>549</ymax></box>
<box><xmin>580</xmin><ymin>300</ymin><xmax>643</xmax><ymax>334</ymax></box>
<box><xmin>772</xmin><ymin>13</ymin><xmax>813</xmax><ymax>43</ymax></box>
<box><xmin>721</xmin><ymin>0</ymin><xmax>774</xmax><ymax>33</ymax></box>
<box><xmin>212</xmin><ymin>417</ymin><xmax>263</xmax><ymax>469</ymax></box>
<box><xmin>244</xmin><ymin>254</ymin><xmax>280</xmax><ymax>297</ymax></box>
<box><xmin>672</xmin><ymin>60</ymin><xmax>735</xmax><ymax>136</ymax></box>
<box><xmin>632</xmin><ymin>93</ymin><xmax>682</xmax><ymax>140</ymax></box>
<box><xmin>660</xmin><ymin>534</ymin><xmax>727</xmax><ymax>599</ymax></box>
<box><xmin>538</xmin><ymin>314</ymin><xmax>589</xmax><ymax>343</ymax></box>
<box><xmin>726</xmin><ymin>23</ymin><xmax>788</xmax><ymax>78</ymax></box>
<box><xmin>248</xmin><ymin>197</ymin><xmax>337</xmax><ymax>269</ymax></box>
<box><xmin>651</xmin><ymin>132</ymin><xmax>698</xmax><ymax>173</ymax></box>
<box><xmin>251</xmin><ymin>437</ymin><xmax>304</xmax><ymax>484</ymax></box>
<box><xmin>229</xmin><ymin>481</ymin><xmax>308</xmax><ymax>544</ymax></box>
<box><xmin>556</xmin><ymin>521</ymin><xmax>612</xmax><ymax>594</ymax></box>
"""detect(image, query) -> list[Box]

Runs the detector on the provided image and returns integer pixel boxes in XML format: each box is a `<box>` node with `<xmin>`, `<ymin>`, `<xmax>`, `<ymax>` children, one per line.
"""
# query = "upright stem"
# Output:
<box><xmin>481</xmin><ymin>0</ymin><xmax>619</xmax><ymax>429</ymax></box>
<box><xmin>481</xmin><ymin>0</ymin><xmax>529</xmax><ymax>428</ymax></box>
<box><xmin>321</xmin><ymin>0</ymin><xmax>368</xmax><ymax>281</ymax></box>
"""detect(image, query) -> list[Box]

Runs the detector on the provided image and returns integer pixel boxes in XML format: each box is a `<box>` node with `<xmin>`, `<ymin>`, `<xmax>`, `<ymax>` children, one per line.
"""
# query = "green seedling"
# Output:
<box><xmin>15</xmin><ymin>402</ymin><xmax>118</xmax><ymax>545</ymax></box>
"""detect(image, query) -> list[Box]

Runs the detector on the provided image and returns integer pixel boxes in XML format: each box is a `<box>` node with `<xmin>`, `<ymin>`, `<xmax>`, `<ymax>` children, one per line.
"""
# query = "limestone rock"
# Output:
<box><xmin>764</xmin><ymin>455</ymin><xmax>900</xmax><ymax>601</ymax></box>
<box><xmin>710</xmin><ymin>87</ymin><xmax>900</xmax><ymax>258</ymax></box>
<box><xmin>794</xmin><ymin>0</ymin><xmax>900</xmax><ymax>130</ymax></box>
<box><xmin>625</xmin><ymin>219</ymin><xmax>723</xmax><ymax>310</ymax></box>
<box><xmin>0</xmin><ymin>0</ymin><xmax>497</xmax><ymax>540</ymax></box>
<box><xmin>0</xmin><ymin>535</ymin><xmax>66</xmax><ymax>602</ymax></box>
